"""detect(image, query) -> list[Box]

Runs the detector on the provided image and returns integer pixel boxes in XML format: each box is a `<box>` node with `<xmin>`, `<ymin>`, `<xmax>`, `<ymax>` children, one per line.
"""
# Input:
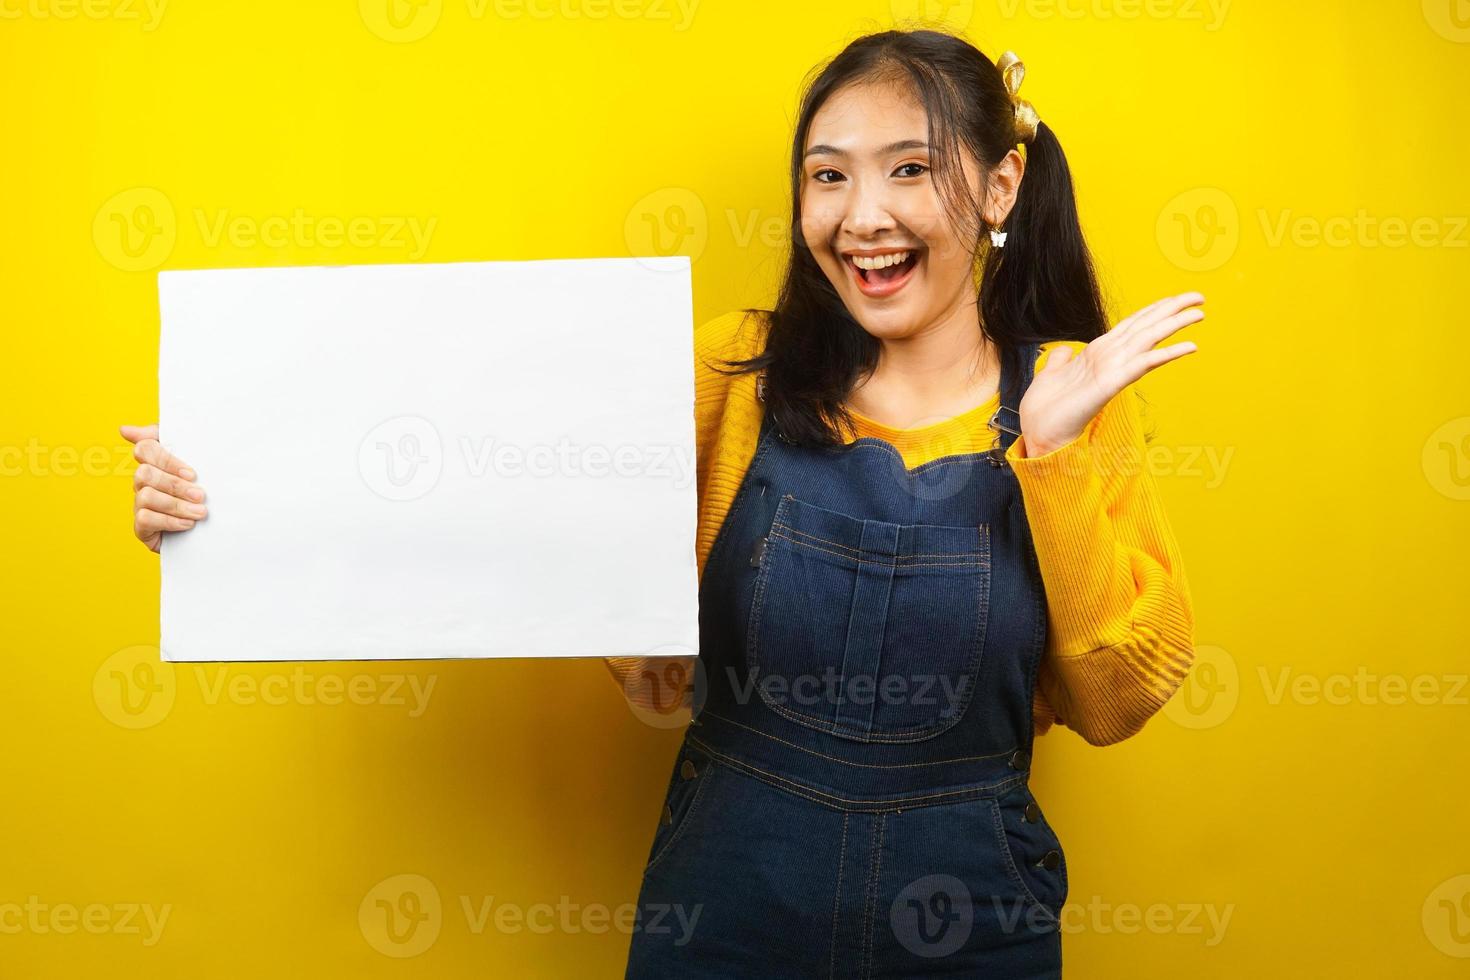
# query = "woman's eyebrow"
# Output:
<box><xmin>803</xmin><ymin>139</ymin><xmax>930</xmax><ymax>159</ymax></box>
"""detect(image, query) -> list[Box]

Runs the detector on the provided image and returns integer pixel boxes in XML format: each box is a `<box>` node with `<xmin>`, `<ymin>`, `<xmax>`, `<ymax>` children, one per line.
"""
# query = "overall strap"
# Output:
<box><xmin>986</xmin><ymin>341</ymin><xmax>1043</xmax><ymax>465</ymax></box>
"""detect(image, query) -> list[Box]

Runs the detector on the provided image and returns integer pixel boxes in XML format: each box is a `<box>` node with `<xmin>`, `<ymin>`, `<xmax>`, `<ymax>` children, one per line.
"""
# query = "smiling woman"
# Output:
<box><xmin>598</xmin><ymin>27</ymin><xmax>1202</xmax><ymax>979</ymax></box>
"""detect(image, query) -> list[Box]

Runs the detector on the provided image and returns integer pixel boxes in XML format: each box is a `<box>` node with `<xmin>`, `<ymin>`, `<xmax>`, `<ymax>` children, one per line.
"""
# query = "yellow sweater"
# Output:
<box><xmin>606</xmin><ymin>310</ymin><xmax>1196</xmax><ymax>746</ymax></box>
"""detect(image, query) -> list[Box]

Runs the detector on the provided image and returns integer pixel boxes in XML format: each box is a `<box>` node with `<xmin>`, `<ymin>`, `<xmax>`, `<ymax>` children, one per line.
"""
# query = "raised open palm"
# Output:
<box><xmin>1017</xmin><ymin>292</ymin><xmax>1205</xmax><ymax>456</ymax></box>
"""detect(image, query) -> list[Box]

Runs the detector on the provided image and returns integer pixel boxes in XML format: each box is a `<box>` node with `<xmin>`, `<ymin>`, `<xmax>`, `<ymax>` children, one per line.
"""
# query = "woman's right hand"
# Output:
<box><xmin>120</xmin><ymin>424</ymin><xmax>208</xmax><ymax>554</ymax></box>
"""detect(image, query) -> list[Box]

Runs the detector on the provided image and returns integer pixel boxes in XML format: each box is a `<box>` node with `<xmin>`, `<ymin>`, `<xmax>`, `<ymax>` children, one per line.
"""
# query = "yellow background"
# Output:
<box><xmin>4</xmin><ymin>0</ymin><xmax>1469</xmax><ymax>975</ymax></box>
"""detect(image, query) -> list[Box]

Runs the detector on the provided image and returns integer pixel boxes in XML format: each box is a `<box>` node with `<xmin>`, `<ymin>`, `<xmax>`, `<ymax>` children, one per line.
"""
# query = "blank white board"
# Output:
<box><xmin>157</xmin><ymin>256</ymin><xmax>698</xmax><ymax>662</ymax></box>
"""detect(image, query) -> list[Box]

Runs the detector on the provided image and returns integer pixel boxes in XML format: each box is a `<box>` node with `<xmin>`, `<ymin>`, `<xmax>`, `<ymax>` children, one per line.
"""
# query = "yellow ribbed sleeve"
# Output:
<box><xmin>1002</xmin><ymin>342</ymin><xmax>1196</xmax><ymax>745</ymax></box>
<box><xmin>605</xmin><ymin>313</ymin><xmax>1197</xmax><ymax>744</ymax></box>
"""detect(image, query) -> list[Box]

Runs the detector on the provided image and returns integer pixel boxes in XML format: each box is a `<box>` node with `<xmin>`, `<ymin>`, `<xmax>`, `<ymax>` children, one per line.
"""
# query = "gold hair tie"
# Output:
<box><xmin>996</xmin><ymin>51</ymin><xmax>1040</xmax><ymax>144</ymax></box>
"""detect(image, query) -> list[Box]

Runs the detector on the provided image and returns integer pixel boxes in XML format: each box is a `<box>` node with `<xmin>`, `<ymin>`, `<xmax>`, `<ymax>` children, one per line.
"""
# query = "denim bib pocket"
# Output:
<box><xmin>746</xmin><ymin>492</ymin><xmax>991</xmax><ymax>743</ymax></box>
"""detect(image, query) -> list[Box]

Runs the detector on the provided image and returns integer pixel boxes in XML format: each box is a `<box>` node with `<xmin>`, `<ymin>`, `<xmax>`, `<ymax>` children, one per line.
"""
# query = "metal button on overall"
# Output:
<box><xmin>1024</xmin><ymin>801</ymin><xmax>1042</xmax><ymax>823</ymax></box>
<box><xmin>679</xmin><ymin>759</ymin><xmax>699</xmax><ymax>780</ymax></box>
<box><xmin>660</xmin><ymin>804</ymin><xmax>673</xmax><ymax>827</ymax></box>
<box><xmin>1040</xmin><ymin>849</ymin><xmax>1061</xmax><ymax>870</ymax></box>
<box><xmin>1009</xmin><ymin>748</ymin><xmax>1030</xmax><ymax>770</ymax></box>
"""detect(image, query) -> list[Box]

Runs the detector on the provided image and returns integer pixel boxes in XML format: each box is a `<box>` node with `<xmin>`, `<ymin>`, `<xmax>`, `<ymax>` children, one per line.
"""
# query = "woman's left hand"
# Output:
<box><xmin>1017</xmin><ymin>292</ymin><xmax>1205</xmax><ymax>457</ymax></box>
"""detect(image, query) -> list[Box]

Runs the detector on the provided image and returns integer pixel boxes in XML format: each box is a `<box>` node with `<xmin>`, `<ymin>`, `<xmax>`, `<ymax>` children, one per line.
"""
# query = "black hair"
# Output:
<box><xmin>719</xmin><ymin>28</ymin><xmax>1115</xmax><ymax>447</ymax></box>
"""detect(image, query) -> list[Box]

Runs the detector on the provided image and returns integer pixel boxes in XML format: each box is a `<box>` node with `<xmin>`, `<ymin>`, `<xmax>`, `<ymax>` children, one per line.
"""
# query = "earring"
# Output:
<box><xmin>989</xmin><ymin>227</ymin><xmax>1008</xmax><ymax>248</ymax></box>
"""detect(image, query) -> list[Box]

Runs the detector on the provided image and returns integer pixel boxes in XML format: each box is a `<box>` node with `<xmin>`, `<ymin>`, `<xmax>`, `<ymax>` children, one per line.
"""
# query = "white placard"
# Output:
<box><xmin>157</xmin><ymin>256</ymin><xmax>698</xmax><ymax>663</ymax></box>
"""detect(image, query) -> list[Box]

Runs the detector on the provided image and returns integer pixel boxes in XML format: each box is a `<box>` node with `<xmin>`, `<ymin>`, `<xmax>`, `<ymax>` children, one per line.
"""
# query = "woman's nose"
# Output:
<box><xmin>840</xmin><ymin>178</ymin><xmax>897</xmax><ymax>238</ymax></box>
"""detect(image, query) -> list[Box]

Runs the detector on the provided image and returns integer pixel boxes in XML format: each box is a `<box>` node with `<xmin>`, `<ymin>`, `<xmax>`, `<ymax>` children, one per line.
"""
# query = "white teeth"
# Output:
<box><xmin>849</xmin><ymin>250</ymin><xmax>912</xmax><ymax>270</ymax></box>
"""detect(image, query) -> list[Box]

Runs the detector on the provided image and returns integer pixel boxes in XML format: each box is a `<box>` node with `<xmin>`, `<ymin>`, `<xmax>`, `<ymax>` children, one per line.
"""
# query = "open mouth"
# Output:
<box><xmin>845</xmin><ymin>248</ymin><xmax>921</xmax><ymax>297</ymax></box>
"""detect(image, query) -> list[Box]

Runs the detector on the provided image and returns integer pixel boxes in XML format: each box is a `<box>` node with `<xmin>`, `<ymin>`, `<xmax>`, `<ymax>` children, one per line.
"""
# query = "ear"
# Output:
<box><xmin>983</xmin><ymin>148</ymin><xmax>1025</xmax><ymax>226</ymax></box>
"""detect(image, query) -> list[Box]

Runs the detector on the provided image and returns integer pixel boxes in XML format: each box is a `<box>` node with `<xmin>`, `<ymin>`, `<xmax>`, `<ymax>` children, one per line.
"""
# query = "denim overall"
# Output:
<box><xmin>626</xmin><ymin>342</ymin><xmax>1067</xmax><ymax>979</ymax></box>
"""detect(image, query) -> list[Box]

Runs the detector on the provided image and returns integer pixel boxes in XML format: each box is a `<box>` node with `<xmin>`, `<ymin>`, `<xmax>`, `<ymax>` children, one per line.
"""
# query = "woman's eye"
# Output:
<box><xmin>812</xmin><ymin>168</ymin><xmax>843</xmax><ymax>184</ymax></box>
<box><xmin>895</xmin><ymin>163</ymin><xmax>929</xmax><ymax>178</ymax></box>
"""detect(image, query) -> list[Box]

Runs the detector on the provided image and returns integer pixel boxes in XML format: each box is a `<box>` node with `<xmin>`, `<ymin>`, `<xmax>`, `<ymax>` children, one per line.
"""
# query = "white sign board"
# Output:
<box><xmin>157</xmin><ymin>257</ymin><xmax>698</xmax><ymax>663</ymax></box>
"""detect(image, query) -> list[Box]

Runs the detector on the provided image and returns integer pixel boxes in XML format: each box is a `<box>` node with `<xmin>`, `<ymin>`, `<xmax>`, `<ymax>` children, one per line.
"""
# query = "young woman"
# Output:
<box><xmin>605</xmin><ymin>29</ymin><xmax>1201</xmax><ymax>979</ymax></box>
<box><xmin>122</xmin><ymin>28</ymin><xmax>1200</xmax><ymax>979</ymax></box>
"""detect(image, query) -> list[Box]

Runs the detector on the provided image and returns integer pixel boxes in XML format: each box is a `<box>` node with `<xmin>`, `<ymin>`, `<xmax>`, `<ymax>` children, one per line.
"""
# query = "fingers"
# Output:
<box><xmin>133</xmin><ymin>462</ymin><xmax>207</xmax><ymax>506</ymax></box>
<box><xmin>129</xmin><ymin>432</ymin><xmax>197</xmax><ymax>482</ymax></box>
<box><xmin>119</xmin><ymin>423</ymin><xmax>158</xmax><ymax>444</ymax></box>
<box><xmin>1114</xmin><ymin>292</ymin><xmax>1205</xmax><ymax>336</ymax></box>
<box><xmin>135</xmin><ymin>483</ymin><xmax>208</xmax><ymax>522</ymax></box>
<box><xmin>1128</xmin><ymin>305</ymin><xmax>1205</xmax><ymax>353</ymax></box>
<box><xmin>124</xmin><ymin>423</ymin><xmax>206</xmax><ymax>546</ymax></box>
<box><xmin>134</xmin><ymin>506</ymin><xmax>196</xmax><ymax>538</ymax></box>
<box><xmin>1112</xmin><ymin>293</ymin><xmax>1205</xmax><ymax>363</ymax></box>
<box><xmin>1139</xmin><ymin>341</ymin><xmax>1198</xmax><ymax>373</ymax></box>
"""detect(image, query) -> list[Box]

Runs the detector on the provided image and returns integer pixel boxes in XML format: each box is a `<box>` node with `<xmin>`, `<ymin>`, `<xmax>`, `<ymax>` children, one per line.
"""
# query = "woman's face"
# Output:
<box><xmin>799</xmin><ymin>79</ymin><xmax>991</xmax><ymax>341</ymax></box>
